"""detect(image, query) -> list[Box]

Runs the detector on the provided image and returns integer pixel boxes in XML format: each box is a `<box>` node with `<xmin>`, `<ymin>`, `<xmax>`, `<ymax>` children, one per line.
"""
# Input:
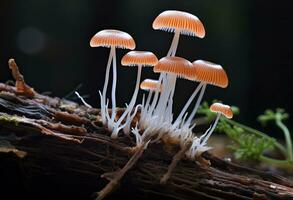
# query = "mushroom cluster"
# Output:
<box><xmin>90</xmin><ymin>10</ymin><xmax>233</xmax><ymax>158</ymax></box>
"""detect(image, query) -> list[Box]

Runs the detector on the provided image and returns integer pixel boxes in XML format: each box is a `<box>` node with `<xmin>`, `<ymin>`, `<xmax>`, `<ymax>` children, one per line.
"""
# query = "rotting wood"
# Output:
<box><xmin>0</xmin><ymin>60</ymin><xmax>292</xmax><ymax>200</ymax></box>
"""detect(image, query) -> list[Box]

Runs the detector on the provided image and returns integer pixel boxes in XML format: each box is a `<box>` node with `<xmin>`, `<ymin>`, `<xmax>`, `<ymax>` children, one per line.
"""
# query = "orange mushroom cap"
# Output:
<box><xmin>90</xmin><ymin>29</ymin><xmax>135</xmax><ymax>50</ymax></box>
<box><xmin>191</xmin><ymin>60</ymin><xmax>229</xmax><ymax>88</ymax></box>
<box><xmin>121</xmin><ymin>51</ymin><xmax>158</xmax><ymax>67</ymax></box>
<box><xmin>152</xmin><ymin>10</ymin><xmax>205</xmax><ymax>38</ymax></box>
<box><xmin>210</xmin><ymin>103</ymin><xmax>233</xmax><ymax>119</ymax></box>
<box><xmin>140</xmin><ymin>79</ymin><xmax>161</xmax><ymax>91</ymax></box>
<box><xmin>153</xmin><ymin>56</ymin><xmax>195</xmax><ymax>80</ymax></box>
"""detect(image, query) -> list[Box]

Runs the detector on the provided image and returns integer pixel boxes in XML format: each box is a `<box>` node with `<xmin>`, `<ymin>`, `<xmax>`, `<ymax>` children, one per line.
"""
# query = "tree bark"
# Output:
<box><xmin>0</xmin><ymin>82</ymin><xmax>292</xmax><ymax>200</ymax></box>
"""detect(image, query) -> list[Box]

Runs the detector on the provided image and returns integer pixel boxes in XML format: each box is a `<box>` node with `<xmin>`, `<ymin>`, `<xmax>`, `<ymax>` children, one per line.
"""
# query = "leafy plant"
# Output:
<box><xmin>198</xmin><ymin>102</ymin><xmax>293</xmax><ymax>169</ymax></box>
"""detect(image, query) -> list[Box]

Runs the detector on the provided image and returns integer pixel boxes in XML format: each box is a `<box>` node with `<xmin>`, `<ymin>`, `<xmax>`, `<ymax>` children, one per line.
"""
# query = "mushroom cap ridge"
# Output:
<box><xmin>192</xmin><ymin>60</ymin><xmax>229</xmax><ymax>88</ymax></box>
<box><xmin>121</xmin><ymin>51</ymin><xmax>158</xmax><ymax>66</ymax></box>
<box><xmin>153</xmin><ymin>10</ymin><xmax>205</xmax><ymax>38</ymax></box>
<box><xmin>90</xmin><ymin>29</ymin><xmax>135</xmax><ymax>50</ymax></box>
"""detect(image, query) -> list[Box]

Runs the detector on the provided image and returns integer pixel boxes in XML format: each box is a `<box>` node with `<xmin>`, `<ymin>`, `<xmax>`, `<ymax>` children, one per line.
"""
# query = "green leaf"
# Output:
<box><xmin>199</xmin><ymin>101</ymin><xmax>279</xmax><ymax>161</ymax></box>
<box><xmin>257</xmin><ymin>108</ymin><xmax>289</xmax><ymax>126</ymax></box>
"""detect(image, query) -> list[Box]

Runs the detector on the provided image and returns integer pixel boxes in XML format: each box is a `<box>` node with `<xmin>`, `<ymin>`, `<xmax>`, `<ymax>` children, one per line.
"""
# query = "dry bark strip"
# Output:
<box><xmin>0</xmin><ymin>68</ymin><xmax>292</xmax><ymax>199</ymax></box>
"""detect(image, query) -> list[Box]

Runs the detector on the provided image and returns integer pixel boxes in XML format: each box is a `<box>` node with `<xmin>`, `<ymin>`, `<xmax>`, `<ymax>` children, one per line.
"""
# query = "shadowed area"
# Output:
<box><xmin>0</xmin><ymin>0</ymin><xmax>292</xmax><ymax>137</ymax></box>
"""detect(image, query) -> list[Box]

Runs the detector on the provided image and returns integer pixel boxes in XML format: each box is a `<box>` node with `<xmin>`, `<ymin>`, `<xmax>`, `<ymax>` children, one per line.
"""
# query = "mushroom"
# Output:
<box><xmin>140</xmin><ymin>78</ymin><xmax>162</xmax><ymax>91</ymax></box>
<box><xmin>186</xmin><ymin>102</ymin><xmax>233</xmax><ymax>160</ymax></box>
<box><xmin>111</xmin><ymin>51</ymin><xmax>158</xmax><ymax>138</ymax></box>
<box><xmin>152</xmin><ymin>11</ymin><xmax>206</xmax><ymax>119</ymax></box>
<box><xmin>153</xmin><ymin>56</ymin><xmax>194</xmax><ymax>125</ymax></box>
<box><xmin>139</xmin><ymin>79</ymin><xmax>162</xmax><ymax>129</ymax></box>
<box><xmin>140</xmin><ymin>79</ymin><xmax>162</xmax><ymax>113</ymax></box>
<box><xmin>180</xmin><ymin>60</ymin><xmax>229</xmax><ymax>130</ymax></box>
<box><xmin>90</xmin><ymin>29</ymin><xmax>135</xmax><ymax>128</ymax></box>
<box><xmin>200</xmin><ymin>102</ymin><xmax>233</xmax><ymax>145</ymax></box>
<box><xmin>153</xmin><ymin>10</ymin><xmax>205</xmax><ymax>56</ymax></box>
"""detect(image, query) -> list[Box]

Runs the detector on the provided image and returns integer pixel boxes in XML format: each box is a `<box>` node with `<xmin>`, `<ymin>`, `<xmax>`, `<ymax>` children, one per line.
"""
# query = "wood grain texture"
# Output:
<box><xmin>0</xmin><ymin>83</ymin><xmax>292</xmax><ymax>200</ymax></box>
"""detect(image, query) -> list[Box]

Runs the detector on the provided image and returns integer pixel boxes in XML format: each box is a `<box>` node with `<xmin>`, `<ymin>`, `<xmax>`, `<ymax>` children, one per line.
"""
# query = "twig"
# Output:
<box><xmin>160</xmin><ymin>140</ymin><xmax>192</xmax><ymax>184</ymax></box>
<box><xmin>95</xmin><ymin>142</ymin><xmax>148</xmax><ymax>200</ymax></box>
<box><xmin>8</xmin><ymin>58</ymin><xmax>35</xmax><ymax>97</ymax></box>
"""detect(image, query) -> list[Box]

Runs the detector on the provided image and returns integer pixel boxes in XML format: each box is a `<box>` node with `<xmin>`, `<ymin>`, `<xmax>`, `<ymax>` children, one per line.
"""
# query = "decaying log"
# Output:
<box><xmin>0</xmin><ymin>61</ymin><xmax>292</xmax><ymax>200</ymax></box>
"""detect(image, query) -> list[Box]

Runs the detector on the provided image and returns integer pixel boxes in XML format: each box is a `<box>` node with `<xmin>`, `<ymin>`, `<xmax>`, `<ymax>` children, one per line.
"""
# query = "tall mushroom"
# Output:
<box><xmin>153</xmin><ymin>10</ymin><xmax>205</xmax><ymax>56</ymax></box>
<box><xmin>152</xmin><ymin>10</ymin><xmax>205</xmax><ymax>116</ymax></box>
<box><xmin>181</xmin><ymin>60</ymin><xmax>229</xmax><ymax>130</ymax></box>
<box><xmin>111</xmin><ymin>51</ymin><xmax>158</xmax><ymax>138</ymax></box>
<box><xmin>90</xmin><ymin>29</ymin><xmax>135</xmax><ymax>128</ymax></box>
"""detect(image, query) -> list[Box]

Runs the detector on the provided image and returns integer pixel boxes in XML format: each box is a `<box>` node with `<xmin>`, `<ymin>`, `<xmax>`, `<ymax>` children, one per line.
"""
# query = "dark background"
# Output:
<box><xmin>0</xmin><ymin>0</ymin><xmax>292</xmax><ymax>137</ymax></box>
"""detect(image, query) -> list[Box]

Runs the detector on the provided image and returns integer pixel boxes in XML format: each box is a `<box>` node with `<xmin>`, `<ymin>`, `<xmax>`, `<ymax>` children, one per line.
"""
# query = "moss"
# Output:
<box><xmin>86</xmin><ymin>114</ymin><xmax>97</xmax><ymax>121</ymax></box>
<box><xmin>59</xmin><ymin>103</ymin><xmax>78</xmax><ymax>112</ymax></box>
<box><xmin>0</xmin><ymin>114</ymin><xmax>20</xmax><ymax>127</ymax></box>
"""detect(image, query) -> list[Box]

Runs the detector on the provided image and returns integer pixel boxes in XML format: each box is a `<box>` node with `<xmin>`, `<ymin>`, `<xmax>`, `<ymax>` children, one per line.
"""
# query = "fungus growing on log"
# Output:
<box><xmin>90</xmin><ymin>29</ymin><xmax>135</xmax><ymax>129</ymax></box>
<box><xmin>139</xmin><ymin>79</ymin><xmax>162</xmax><ymax>129</ymax></box>
<box><xmin>111</xmin><ymin>51</ymin><xmax>158</xmax><ymax>137</ymax></box>
<box><xmin>85</xmin><ymin>11</ymin><xmax>234</xmax><ymax>199</ymax></box>
<box><xmin>201</xmin><ymin>102</ymin><xmax>233</xmax><ymax>144</ymax></box>
<box><xmin>153</xmin><ymin>56</ymin><xmax>194</xmax><ymax>127</ymax></box>
<box><xmin>153</xmin><ymin>10</ymin><xmax>205</xmax><ymax>56</ymax></box>
<box><xmin>1</xmin><ymin>59</ymin><xmax>292</xmax><ymax>200</ymax></box>
<box><xmin>0</xmin><ymin>6</ymin><xmax>292</xmax><ymax>198</ymax></box>
<box><xmin>180</xmin><ymin>60</ymin><xmax>229</xmax><ymax>130</ymax></box>
<box><xmin>151</xmin><ymin>10</ymin><xmax>206</xmax><ymax>132</ymax></box>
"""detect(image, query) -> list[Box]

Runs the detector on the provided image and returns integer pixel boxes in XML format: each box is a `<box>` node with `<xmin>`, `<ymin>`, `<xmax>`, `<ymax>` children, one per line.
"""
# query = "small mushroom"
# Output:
<box><xmin>90</xmin><ymin>29</ymin><xmax>135</xmax><ymax>127</ymax></box>
<box><xmin>200</xmin><ymin>102</ymin><xmax>233</xmax><ymax>145</ymax></box>
<box><xmin>111</xmin><ymin>51</ymin><xmax>158</xmax><ymax>138</ymax></box>
<box><xmin>140</xmin><ymin>79</ymin><xmax>162</xmax><ymax>91</ymax></box>
<box><xmin>140</xmin><ymin>79</ymin><xmax>162</xmax><ymax>114</ymax></box>
<box><xmin>139</xmin><ymin>79</ymin><xmax>162</xmax><ymax>129</ymax></box>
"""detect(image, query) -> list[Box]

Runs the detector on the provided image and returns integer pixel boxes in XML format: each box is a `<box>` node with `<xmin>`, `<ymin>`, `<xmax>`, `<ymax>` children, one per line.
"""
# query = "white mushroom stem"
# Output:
<box><xmin>152</xmin><ymin>29</ymin><xmax>180</xmax><ymax>123</ymax></box>
<box><xmin>159</xmin><ymin>29</ymin><xmax>180</xmax><ymax>119</ymax></box>
<box><xmin>161</xmin><ymin>75</ymin><xmax>177</xmax><ymax>124</ymax></box>
<box><xmin>172</xmin><ymin>82</ymin><xmax>204</xmax><ymax>129</ymax></box>
<box><xmin>146</xmin><ymin>74</ymin><xmax>164</xmax><ymax>119</ymax></box>
<box><xmin>105</xmin><ymin>98</ymin><xmax>111</xmax><ymax>122</ymax></box>
<box><xmin>167</xmin><ymin>30</ymin><xmax>181</xmax><ymax>56</ymax></box>
<box><xmin>140</xmin><ymin>94</ymin><xmax>146</xmax><ymax>117</ymax></box>
<box><xmin>183</xmin><ymin>83</ymin><xmax>207</xmax><ymax>129</ymax></box>
<box><xmin>112</xmin><ymin>104</ymin><xmax>141</xmax><ymax>138</ymax></box>
<box><xmin>110</xmin><ymin>48</ymin><xmax>117</xmax><ymax>124</ymax></box>
<box><xmin>123</xmin><ymin>104</ymin><xmax>141</xmax><ymax>134</ymax></box>
<box><xmin>200</xmin><ymin>113</ymin><xmax>221</xmax><ymax>145</ymax></box>
<box><xmin>155</xmin><ymin>72</ymin><xmax>177</xmax><ymax>117</ymax></box>
<box><xmin>158</xmin><ymin>73</ymin><xmax>177</xmax><ymax>123</ymax></box>
<box><xmin>160</xmin><ymin>74</ymin><xmax>177</xmax><ymax>115</ymax></box>
<box><xmin>140</xmin><ymin>91</ymin><xmax>153</xmax><ymax>123</ymax></box>
<box><xmin>101</xmin><ymin>46</ymin><xmax>115</xmax><ymax>124</ymax></box>
<box><xmin>113</xmin><ymin>65</ymin><xmax>143</xmax><ymax>132</ymax></box>
<box><xmin>144</xmin><ymin>91</ymin><xmax>153</xmax><ymax>112</ymax></box>
<box><xmin>98</xmin><ymin>91</ymin><xmax>106</xmax><ymax>123</ymax></box>
<box><xmin>142</xmin><ymin>30</ymin><xmax>180</xmax><ymax>128</ymax></box>
<box><xmin>154</xmin><ymin>76</ymin><xmax>173</xmax><ymax>117</ymax></box>
<box><xmin>164</xmin><ymin>97</ymin><xmax>173</xmax><ymax>123</ymax></box>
